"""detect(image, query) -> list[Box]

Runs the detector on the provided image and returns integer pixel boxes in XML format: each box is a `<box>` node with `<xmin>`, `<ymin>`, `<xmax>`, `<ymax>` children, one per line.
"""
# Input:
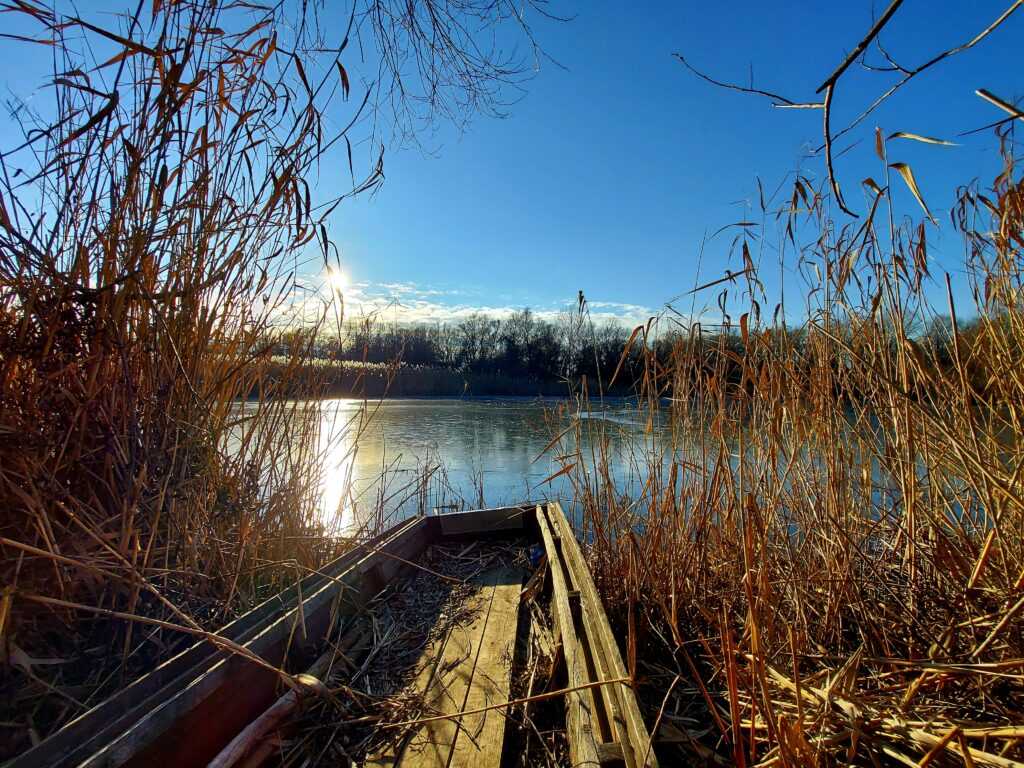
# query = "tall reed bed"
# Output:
<box><xmin>0</xmin><ymin>2</ymin><xmax>375</xmax><ymax>756</ymax></box>
<box><xmin>562</xmin><ymin>145</ymin><xmax>1024</xmax><ymax>765</ymax></box>
<box><xmin>0</xmin><ymin>0</ymin><xmax>551</xmax><ymax>756</ymax></box>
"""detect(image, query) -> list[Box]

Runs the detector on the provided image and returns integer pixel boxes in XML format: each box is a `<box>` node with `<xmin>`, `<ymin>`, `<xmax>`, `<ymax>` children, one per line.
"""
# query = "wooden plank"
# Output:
<box><xmin>437</xmin><ymin>505</ymin><xmax>527</xmax><ymax>536</ymax></box>
<box><xmin>549</xmin><ymin>503</ymin><xmax>638</xmax><ymax>765</ymax></box>
<box><xmin>557</xmin><ymin>526</ymin><xmax>633</xmax><ymax>766</ymax></box>
<box><xmin>536</xmin><ymin>506</ymin><xmax>602</xmax><ymax>768</ymax></box>
<box><xmin>449</xmin><ymin>567</ymin><xmax>523</xmax><ymax>768</ymax></box>
<box><xmin>395</xmin><ymin>570</ymin><xmax>500</xmax><ymax>766</ymax></box>
<box><xmin>547</xmin><ymin>502</ymin><xmax>659</xmax><ymax>768</ymax></box>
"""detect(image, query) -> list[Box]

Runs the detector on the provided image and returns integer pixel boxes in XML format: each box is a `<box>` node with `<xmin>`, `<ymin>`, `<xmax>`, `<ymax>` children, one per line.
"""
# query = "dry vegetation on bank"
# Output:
<box><xmin>0</xmin><ymin>3</ymin><xmax>362</xmax><ymax>755</ymax></box>
<box><xmin>267</xmin><ymin>357</ymin><xmax>577</xmax><ymax>397</ymax></box>
<box><xmin>559</xmin><ymin>125</ymin><xmax>1024</xmax><ymax>768</ymax></box>
<box><xmin>552</xmin><ymin>9</ymin><xmax>1024</xmax><ymax>762</ymax></box>
<box><xmin>0</xmin><ymin>0</ymin><xmax>548</xmax><ymax>760</ymax></box>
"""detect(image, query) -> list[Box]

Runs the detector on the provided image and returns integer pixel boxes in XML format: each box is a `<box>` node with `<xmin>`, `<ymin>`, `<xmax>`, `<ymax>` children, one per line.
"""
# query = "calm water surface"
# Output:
<box><xmin>302</xmin><ymin>397</ymin><xmax>653</xmax><ymax>534</ymax></box>
<box><xmin>236</xmin><ymin>398</ymin><xmax>909</xmax><ymax>537</ymax></box>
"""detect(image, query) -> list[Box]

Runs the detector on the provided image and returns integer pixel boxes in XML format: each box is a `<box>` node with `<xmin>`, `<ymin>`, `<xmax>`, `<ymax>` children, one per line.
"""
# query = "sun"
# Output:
<box><xmin>325</xmin><ymin>266</ymin><xmax>349</xmax><ymax>293</ymax></box>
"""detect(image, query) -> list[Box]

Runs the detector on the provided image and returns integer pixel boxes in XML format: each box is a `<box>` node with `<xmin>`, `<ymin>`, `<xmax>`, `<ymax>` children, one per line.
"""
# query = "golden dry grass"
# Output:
<box><xmin>0</xmin><ymin>0</ymin><xmax>548</xmax><ymax>755</ymax></box>
<box><xmin>0</xmin><ymin>1</ymin><xmax>379</xmax><ymax>756</ymax></box>
<box><xmin>558</xmin><ymin>146</ymin><xmax>1024</xmax><ymax>765</ymax></box>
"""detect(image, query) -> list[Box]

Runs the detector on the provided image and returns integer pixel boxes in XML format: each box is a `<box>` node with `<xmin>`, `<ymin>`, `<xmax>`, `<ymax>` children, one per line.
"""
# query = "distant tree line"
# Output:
<box><xmin>314</xmin><ymin>309</ymin><xmax>644</xmax><ymax>387</ymax></box>
<box><xmin>271</xmin><ymin>308</ymin><xmax>1015</xmax><ymax>399</ymax></box>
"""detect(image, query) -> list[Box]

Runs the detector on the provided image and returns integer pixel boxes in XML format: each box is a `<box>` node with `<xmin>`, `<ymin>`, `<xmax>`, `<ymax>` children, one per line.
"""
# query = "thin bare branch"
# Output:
<box><xmin>816</xmin><ymin>0</ymin><xmax>905</xmax><ymax>93</ymax></box>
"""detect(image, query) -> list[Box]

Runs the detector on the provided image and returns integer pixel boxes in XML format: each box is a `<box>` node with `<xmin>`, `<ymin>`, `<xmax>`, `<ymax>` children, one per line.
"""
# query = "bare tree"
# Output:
<box><xmin>356</xmin><ymin>0</ymin><xmax>568</xmax><ymax>142</ymax></box>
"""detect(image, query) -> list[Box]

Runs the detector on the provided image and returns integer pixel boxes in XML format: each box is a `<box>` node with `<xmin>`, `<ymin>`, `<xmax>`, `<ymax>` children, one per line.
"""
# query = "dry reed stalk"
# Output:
<box><xmin>555</xmin><ymin>139</ymin><xmax>1024</xmax><ymax>765</ymax></box>
<box><xmin>0</xmin><ymin>0</ymin><xmax>553</xmax><ymax>760</ymax></box>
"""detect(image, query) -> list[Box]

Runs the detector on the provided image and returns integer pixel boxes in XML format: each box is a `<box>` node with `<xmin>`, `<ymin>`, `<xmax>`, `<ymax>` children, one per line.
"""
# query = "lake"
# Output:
<box><xmin>234</xmin><ymin>397</ymin><xmax>907</xmax><ymax>539</ymax></box>
<box><xmin>293</xmin><ymin>397</ymin><xmax>655</xmax><ymax>534</ymax></box>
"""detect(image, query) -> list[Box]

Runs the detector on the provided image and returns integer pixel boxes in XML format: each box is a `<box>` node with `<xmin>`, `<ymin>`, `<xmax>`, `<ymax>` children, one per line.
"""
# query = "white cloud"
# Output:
<box><xmin>272</xmin><ymin>275</ymin><xmax>659</xmax><ymax>328</ymax></box>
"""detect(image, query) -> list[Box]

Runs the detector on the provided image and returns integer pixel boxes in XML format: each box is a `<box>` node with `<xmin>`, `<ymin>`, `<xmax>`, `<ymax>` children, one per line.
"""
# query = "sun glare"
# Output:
<box><xmin>326</xmin><ymin>266</ymin><xmax>349</xmax><ymax>293</ymax></box>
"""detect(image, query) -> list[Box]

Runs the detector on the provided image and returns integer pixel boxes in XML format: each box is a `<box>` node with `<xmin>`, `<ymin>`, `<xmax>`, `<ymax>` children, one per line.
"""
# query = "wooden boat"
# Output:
<box><xmin>10</xmin><ymin>503</ymin><xmax>657</xmax><ymax>768</ymax></box>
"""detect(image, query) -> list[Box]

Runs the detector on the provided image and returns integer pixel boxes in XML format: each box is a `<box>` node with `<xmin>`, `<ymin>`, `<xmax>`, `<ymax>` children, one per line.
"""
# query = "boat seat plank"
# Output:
<box><xmin>370</xmin><ymin>565</ymin><xmax>523</xmax><ymax>767</ymax></box>
<box><xmin>437</xmin><ymin>505</ymin><xmax>527</xmax><ymax>536</ymax></box>
<box><xmin>395</xmin><ymin>567</ymin><xmax>508</xmax><ymax>766</ymax></box>
<box><xmin>448</xmin><ymin>567</ymin><xmax>523</xmax><ymax>768</ymax></box>
<box><xmin>398</xmin><ymin>583</ymin><xmax>490</xmax><ymax>768</ymax></box>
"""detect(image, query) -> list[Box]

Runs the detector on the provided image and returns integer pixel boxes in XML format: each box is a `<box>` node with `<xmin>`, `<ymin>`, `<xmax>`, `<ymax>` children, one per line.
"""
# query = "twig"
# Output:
<box><xmin>672</xmin><ymin>54</ymin><xmax>809</xmax><ymax>108</ymax></box>
<box><xmin>643</xmin><ymin>674</ymin><xmax>681</xmax><ymax>767</ymax></box>
<box><xmin>822</xmin><ymin>84</ymin><xmax>857</xmax><ymax>218</ymax></box>
<box><xmin>816</xmin><ymin>0</ymin><xmax>905</xmax><ymax>93</ymax></box>
<box><xmin>826</xmin><ymin>0</ymin><xmax>1024</xmax><ymax>149</ymax></box>
<box><xmin>678</xmin><ymin>1</ymin><xmax>1022</xmax><ymax>218</ymax></box>
<box><xmin>375</xmin><ymin>550</ymin><xmax>466</xmax><ymax>585</ymax></box>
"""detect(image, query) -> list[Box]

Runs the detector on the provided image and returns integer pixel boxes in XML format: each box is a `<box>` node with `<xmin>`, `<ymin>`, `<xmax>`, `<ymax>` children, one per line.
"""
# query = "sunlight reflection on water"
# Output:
<box><xmin>231</xmin><ymin>396</ymin><xmax>664</xmax><ymax>537</ymax></box>
<box><xmin>310</xmin><ymin>397</ymin><xmax>571</xmax><ymax>534</ymax></box>
<box><xmin>316</xmin><ymin>400</ymin><xmax>358</xmax><ymax>535</ymax></box>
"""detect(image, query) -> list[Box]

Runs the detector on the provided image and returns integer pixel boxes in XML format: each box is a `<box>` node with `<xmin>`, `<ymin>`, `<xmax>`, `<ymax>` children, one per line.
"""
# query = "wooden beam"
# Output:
<box><xmin>372</xmin><ymin>566</ymin><xmax>523</xmax><ymax>767</ymax></box>
<box><xmin>537</xmin><ymin>506</ymin><xmax>603</xmax><ymax>768</ymax></box>
<box><xmin>398</xmin><ymin>575</ymin><xmax>497</xmax><ymax>766</ymax></box>
<box><xmin>547</xmin><ymin>502</ymin><xmax>659</xmax><ymax>768</ymax></box>
<box><xmin>449</xmin><ymin>567</ymin><xmax>523</xmax><ymax>768</ymax></box>
<box><xmin>437</xmin><ymin>505</ymin><xmax>527</xmax><ymax>536</ymax></box>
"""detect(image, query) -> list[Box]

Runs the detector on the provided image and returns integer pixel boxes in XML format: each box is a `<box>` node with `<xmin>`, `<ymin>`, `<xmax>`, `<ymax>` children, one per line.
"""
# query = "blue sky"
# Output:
<box><xmin>1</xmin><ymin>2</ymin><xmax>1021</xmax><ymax>327</ymax></box>
<box><xmin>324</xmin><ymin>1</ymin><xmax>1022</xmax><ymax>326</ymax></box>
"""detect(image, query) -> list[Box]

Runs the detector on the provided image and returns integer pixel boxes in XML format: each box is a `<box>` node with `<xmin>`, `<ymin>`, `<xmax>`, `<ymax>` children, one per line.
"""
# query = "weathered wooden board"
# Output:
<box><xmin>537</xmin><ymin>506</ymin><xmax>604</xmax><ymax>767</ymax></box>
<box><xmin>545</xmin><ymin>502</ymin><xmax>659</xmax><ymax>768</ymax></box>
<box><xmin>449</xmin><ymin>567</ymin><xmax>523</xmax><ymax>768</ymax></box>
<box><xmin>399</xmin><ymin>571</ymin><xmax>499</xmax><ymax>766</ymax></box>
<box><xmin>437</xmin><ymin>505</ymin><xmax>528</xmax><ymax>536</ymax></box>
<box><xmin>87</xmin><ymin>517</ymin><xmax>427</xmax><ymax>768</ymax></box>
<box><xmin>368</xmin><ymin>566</ymin><xmax>523</xmax><ymax>768</ymax></box>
